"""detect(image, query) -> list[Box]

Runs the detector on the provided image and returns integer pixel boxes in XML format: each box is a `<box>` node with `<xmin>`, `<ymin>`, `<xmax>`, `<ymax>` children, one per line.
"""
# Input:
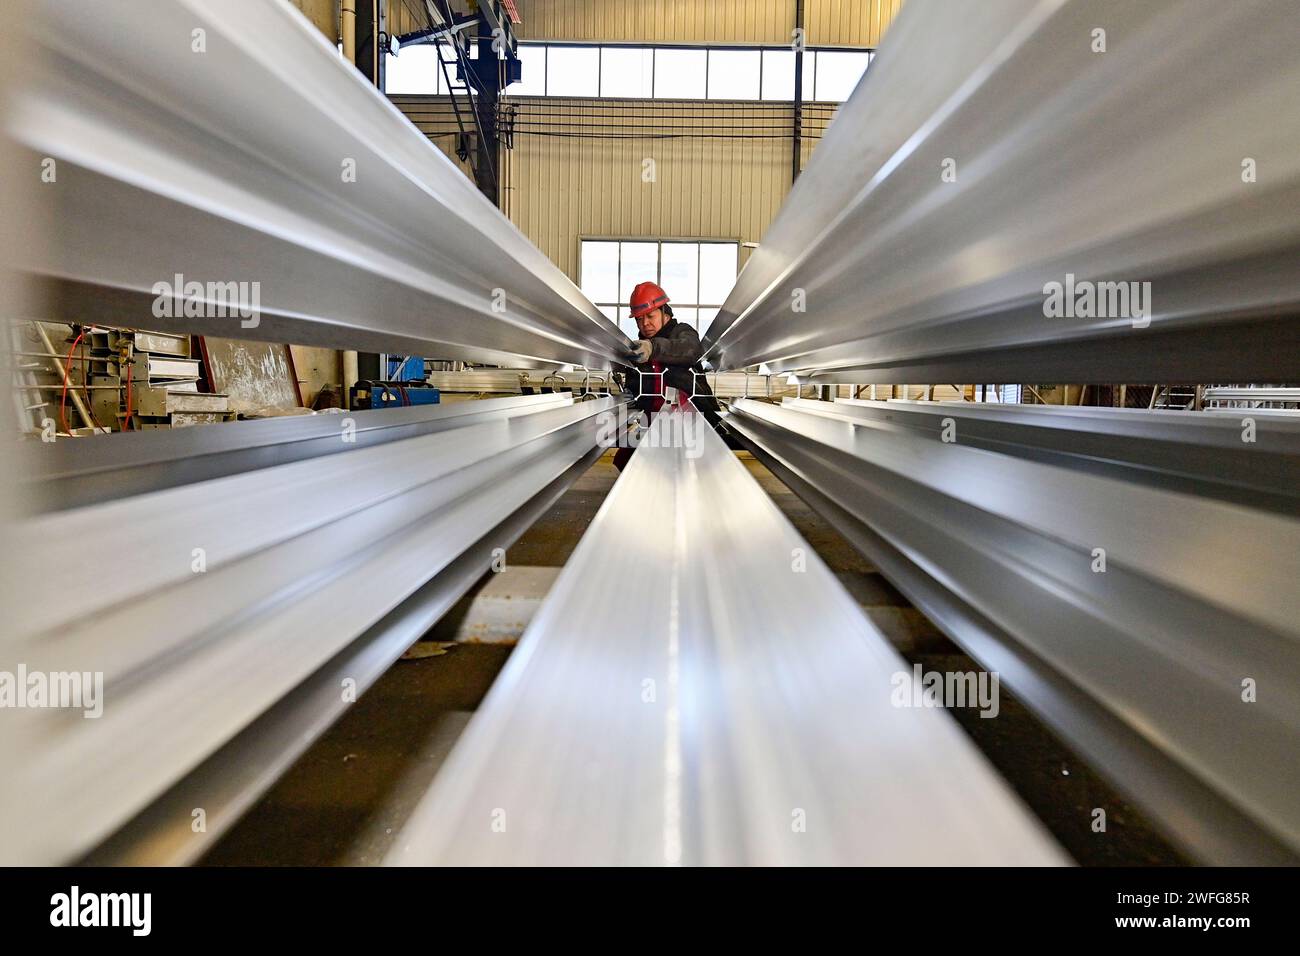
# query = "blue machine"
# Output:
<box><xmin>349</xmin><ymin>380</ymin><xmax>440</xmax><ymax>411</ymax></box>
<box><xmin>384</xmin><ymin>355</ymin><xmax>426</xmax><ymax>382</ymax></box>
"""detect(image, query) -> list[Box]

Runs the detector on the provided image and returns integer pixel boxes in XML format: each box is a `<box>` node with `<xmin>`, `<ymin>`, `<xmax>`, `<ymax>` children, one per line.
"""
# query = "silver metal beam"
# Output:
<box><xmin>725</xmin><ymin>397</ymin><xmax>1300</xmax><ymax>864</ymax></box>
<box><xmin>830</xmin><ymin>397</ymin><xmax>1300</xmax><ymax>515</ymax></box>
<box><xmin>8</xmin><ymin>0</ymin><xmax>626</xmax><ymax>368</ymax></box>
<box><xmin>427</xmin><ymin>368</ymin><xmax>620</xmax><ymax>395</ymax></box>
<box><xmin>1202</xmin><ymin>387</ymin><xmax>1300</xmax><ymax>405</ymax></box>
<box><xmin>704</xmin><ymin>0</ymin><xmax>1300</xmax><ymax>383</ymax></box>
<box><xmin>0</xmin><ymin>393</ymin><xmax>621</xmax><ymax>864</ymax></box>
<box><xmin>20</xmin><ymin>393</ymin><xmax>580</xmax><ymax>511</ymax></box>
<box><xmin>387</xmin><ymin>409</ymin><xmax>1067</xmax><ymax>865</ymax></box>
<box><xmin>426</xmin><ymin>368</ymin><xmax>804</xmax><ymax>399</ymax></box>
<box><xmin>80</xmin><ymin>446</ymin><xmax>602</xmax><ymax>866</ymax></box>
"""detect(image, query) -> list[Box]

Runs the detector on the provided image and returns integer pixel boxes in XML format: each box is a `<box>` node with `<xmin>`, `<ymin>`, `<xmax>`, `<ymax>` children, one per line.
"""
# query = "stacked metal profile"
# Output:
<box><xmin>388</xmin><ymin>410</ymin><xmax>1067</xmax><ymax>866</ymax></box>
<box><xmin>1203</xmin><ymin>387</ymin><xmax>1300</xmax><ymax>410</ymax></box>
<box><xmin>9</xmin><ymin>0</ymin><xmax>626</xmax><ymax>369</ymax></box>
<box><xmin>725</xmin><ymin>398</ymin><xmax>1300</xmax><ymax>863</ymax></box>
<box><xmin>0</xmin><ymin>0</ymin><xmax>638</xmax><ymax>863</ymax></box>
<box><xmin>426</xmin><ymin>368</ymin><xmax>804</xmax><ymax>399</ymax></box>
<box><xmin>703</xmin><ymin>0</ymin><xmax>1300</xmax><ymax>384</ymax></box>
<box><xmin>0</xmin><ymin>394</ymin><xmax>618</xmax><ymax>865</ymax></box>
<box><xmin>3</xmin><ymin>0</ymin><xmax>1299</xmax><ymax>869</ymax></box>
<box><xmin>690</xmin><ymin>0</ymin><xmax>1300</xmax><ymax>864</ymax></box>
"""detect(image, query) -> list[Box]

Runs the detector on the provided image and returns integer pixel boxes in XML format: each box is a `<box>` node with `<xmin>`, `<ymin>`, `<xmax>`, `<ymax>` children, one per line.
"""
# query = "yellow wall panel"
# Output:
<box><xmin>502</xmin><ymin>98</ymin><xmax>793</xmax><ymax>281</ymax></box>
<box><xmin>387</xmin><ymin>1</ymin><xmax>906</xmax><ymax>52</ymax></box>
<box><xmin>507</xmin><ymin>0</ymin><xmax>905</xmax><ymax>47</ymax></box>
<box><xmin>805</xmin><ymin>0</ymin><xmax>906</xmax><ymax>47</ymax></box>
<box><xmin>394</xmin><ymin>95</ymin><xmax>801</xmax><ymax>282</ymax></box>
<box><xmin>389</xmin><ymin>96</ymin><xmax>479</xmax><ymax>179</ymax></box>
<box><xmin>511</xmin><ymin>0</ymin><xmax>793</xmax><ymax>45</ymax></box>
<box><xmin>286</xmin><ymin>0</ymin><xmax>339</xmax><ymax>43</ymax></box>
<box><xmin>388</xmin><ymin>1</ymin><xmax>906</xmax><ymax>49</ymax></box>
<box><xmin>387</xmin><ymin>0</ymin><xmax>435</xmax><ymax>38</ymax></box>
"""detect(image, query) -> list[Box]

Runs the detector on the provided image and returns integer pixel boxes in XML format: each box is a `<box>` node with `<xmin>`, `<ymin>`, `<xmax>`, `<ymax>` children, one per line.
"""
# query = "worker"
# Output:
<box><xmin>614</xmin><ymin>280</ymin><xmax>726</xmax><ymax>470</ymax></box>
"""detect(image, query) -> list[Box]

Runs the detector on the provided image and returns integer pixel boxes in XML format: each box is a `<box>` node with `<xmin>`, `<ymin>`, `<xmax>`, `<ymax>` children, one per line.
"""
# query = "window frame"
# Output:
<box><xmin>496</xmin><ymin>41</ymin><xmax>874</xmax><ymax>103</ymax></box>
<box><xmin>544</xmin><ymin>43</ymin><xmax>601</xmax><ymax>97</ymax></box>
<box><xmin>579</xmin><ymin>237</ymin><xmax>742</xmax><ymax>338</ymax></box>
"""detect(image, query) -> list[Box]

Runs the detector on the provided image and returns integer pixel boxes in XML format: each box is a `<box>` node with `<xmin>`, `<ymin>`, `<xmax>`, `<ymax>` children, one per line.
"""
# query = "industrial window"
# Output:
<box><xmin>802</xmin><ymin>51</ymin><xmax>818</xmax><ymax>99</ymax></box>
<box><xmin>494</xmin><ymin>43</ymin><xmax>873</xmax><ymax>103</ymax></box>
<box><xmin>386</xmin><ymin>43</ymin><xmax>871</xmax><ymax>101</ymax></box>
<box><xmin>512</xmin><ymin>44</ymin><xmax>547</xmax><ymax>96</ymax></box>
<box><xmin>707</xmin><ymin>49</ymin><xmax>762</xmax><ymax>101</ymax></box>
<box><xmin>386</xmin><ymin>44</ymin><xmax>444</xmax><ymax>94</ymax></box>
<box><xmin>760</xmin><ymin>49</ymin><xmax>795</xmax><ymax>100</ymax></box>
<box><xmin>652</xmin><ymin>49</ymin><xmax>708</xmax><ymax>99</ymax></box>
<box><xmin>813</xmin><ymin>50</ymin><xmax>871</xmax><ymax>101</ymax></box>
<box><xmin>546</xmin><ymin>45</ymin><xmax>599</xmax><ymax>96</ymax></box>
<box><xmin>386</xmin><ymin>41</ymin><xmax>478</xmax><ymax>95</ymax></box>
<box><xmin>600</xmin><ymin>46</ymin><xmax>655</xmax><ymax>98</ymax></box>
<box><xmin>580</xmin><ymin>239</ymin><xmax>740</xmax><ymax>340</ymax></box>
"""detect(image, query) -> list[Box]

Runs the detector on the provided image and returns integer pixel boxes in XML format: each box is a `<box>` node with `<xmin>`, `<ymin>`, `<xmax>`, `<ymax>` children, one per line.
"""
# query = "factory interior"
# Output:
<box><xmin>1</xmin><ymin>0</ymin><xmax>1298</xmax><ymax>886</ymax></box>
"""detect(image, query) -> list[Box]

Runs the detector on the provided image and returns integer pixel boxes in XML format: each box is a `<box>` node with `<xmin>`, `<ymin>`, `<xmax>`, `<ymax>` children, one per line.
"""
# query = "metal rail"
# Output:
<box><xmin>1202</xmin><ymin>387</ymin><xmax>1300</xmax><ymax>406</ymax></box>
<box><xmin>426</xmin><ymin>368</ymin><xmax>803</xmax><ymax>399</ymax></box>
<box><xmin>725</xmin><ymin>397</ymin><xmax>1300</xmax><ymax>864</ymax></box>
<box><xmin>0</xmin><ymin>394</ymin><xmax>620</xmax><ymax>864</ymax></box>
<box><xmin>82</xmin><ymin>446</ymin><xmax>601</xmax><ymax>866</ymax></box>
<box><xmin>830</xmin><ymin>397</ymin><xmax>1300</xmax><ymax>516</ymax></box>
<box><xmin>8</xmin><ymin>0</ymin><xmax>626</xmax><ymax>368</ymax></box>
<box><xmin>20</xmin><ymin>393</ymin><xmax>581</xmax><ymax>511</ymax></box>
<box><xmin>388</xmin><ymin>409</ymin><xmax>1067</xmax><ymax>865</ymax></box>
<box><xmin>704</xmin><ymin>0</ymin><xmax>1300</xmax><ymax>383</ymax></box>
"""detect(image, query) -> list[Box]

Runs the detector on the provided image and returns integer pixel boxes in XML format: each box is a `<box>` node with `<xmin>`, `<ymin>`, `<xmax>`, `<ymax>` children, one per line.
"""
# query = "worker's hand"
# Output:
<box><xmin>627</xmin><ymin>411</ymin><xmax>649</xmax><ymax>441</ymax></box>
<box><xmin>628</xmin><ymin>339</ymin><xmax>653</xmax><ymax>364</ymax></box>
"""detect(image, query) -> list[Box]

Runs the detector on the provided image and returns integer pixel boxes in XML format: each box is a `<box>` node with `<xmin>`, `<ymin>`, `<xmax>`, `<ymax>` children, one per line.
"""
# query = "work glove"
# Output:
<box><xmin>627</xmin><ymin>410</ymin><xmax>649</xmax><ymax>441</ymax></box>
<box><xmin>628</xmin><ymin>339</ymin><xmax>653</xmax><ymax>364</ymax></box>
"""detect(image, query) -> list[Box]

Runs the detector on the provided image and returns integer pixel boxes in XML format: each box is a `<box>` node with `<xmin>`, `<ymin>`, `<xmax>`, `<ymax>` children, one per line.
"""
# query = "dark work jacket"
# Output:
<box><xmin>621</xmin><ymin>318</ymin><xmax>721</xmax><ymax>420</ymax></box>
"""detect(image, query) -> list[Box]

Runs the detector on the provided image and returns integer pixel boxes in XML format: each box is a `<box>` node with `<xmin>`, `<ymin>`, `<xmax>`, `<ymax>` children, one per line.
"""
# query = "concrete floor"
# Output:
<box><xmin>203</xmin><ymin>450</ymin><xmax>1185</xmax><ymax>866</ymax></box>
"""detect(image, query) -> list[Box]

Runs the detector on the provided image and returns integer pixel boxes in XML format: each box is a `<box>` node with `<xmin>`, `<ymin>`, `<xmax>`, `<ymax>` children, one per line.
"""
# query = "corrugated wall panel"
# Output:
<box><xmin>389</xmin><ymin>1</ymin><xmax>906</xmax><ymax>49</ymax></box>
<box><xmin>388</xmin><ymin>0</ymin><xmax>482</xmax><ymax>37</ymax></box>
<box><xmin>508</xmin><ymin>0</ymin><xmax>905</xmax><ymax>47</ymax></box>
<box><xmin>510</xmin><ymin>0</ymin><xmax>793</xmax><ymax>45</ymax></box>
<box><xmin>395</xmin><ymin>96</ymin><xmax>797</xmax><ymax>282</ymax></box>
<box><xmin>286</xmin><ymin>0</ymin><xmax>338</xmax><ymax>42</ymax></box>
<box><xmin>805</xmin><ymin>0</ymin><xmax>906</xmax><ymax>46</ymax></box>
<box><xmin>799</xmin><ymin>106</ymin><xmax>825</xmax><ymax>172</ymax></box>
<box><xmin>504</xmin><ymin>98</ymin><xmax>794</xmax><ymax>281</ymax></box>
<box><xmin>387</xmin><ymin>0</ymin><xmax>444</xmax><ymax>38</ymax></box>
<box><xmin>388</xmin><ymin>95</ymin><xmax>479</xmax><ymax>180</ymax></box>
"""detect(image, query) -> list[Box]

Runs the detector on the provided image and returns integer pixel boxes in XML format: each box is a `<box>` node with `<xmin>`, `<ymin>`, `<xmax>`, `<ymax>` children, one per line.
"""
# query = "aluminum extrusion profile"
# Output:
<box><xmin>78</xmin><ymin>445</ymin><xmax>604</xmax><ymax>866</ymax></box>
<box><xmin>387</xmin><ymin>409</ymin><xmax>1068</xmax><ymax>865</ymax></box>
<box><xmin>725</xmin><ymin>397</ymin><xmax>1300</xmax><ymax>864</ymax></box>
<box><xmin>8</xmin><ymin>0</ymin><xmax>627</xmax><ymax>368</ymax></box>
<box><xmin>19</xmin><ymin>393</ymin><xmax>580</xmax><ymax>511</ymax></box>
<box><xmin>703</xmin><ymin>0</ymin><xmax>1300</xmax><ymax>384</ymax></box>
<box><xmin>0</xmin><ymin>394</ymin><xmax>621</xmax><ymax>864</ymax></box>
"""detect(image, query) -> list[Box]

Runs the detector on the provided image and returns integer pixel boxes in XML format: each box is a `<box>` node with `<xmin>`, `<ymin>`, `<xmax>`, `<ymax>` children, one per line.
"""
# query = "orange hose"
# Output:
<box><xmin>59</xmin><ymin>330</ymin><xmax>85</xmax><ymax>436</ymax></box>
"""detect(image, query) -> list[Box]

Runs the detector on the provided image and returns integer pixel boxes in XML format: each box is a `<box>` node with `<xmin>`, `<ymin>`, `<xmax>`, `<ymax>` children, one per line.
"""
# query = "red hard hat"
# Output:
<box><xmin>629</xmin><ymin>281</ymin><xmax>669</xmax><ymax>319</ymax></box>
